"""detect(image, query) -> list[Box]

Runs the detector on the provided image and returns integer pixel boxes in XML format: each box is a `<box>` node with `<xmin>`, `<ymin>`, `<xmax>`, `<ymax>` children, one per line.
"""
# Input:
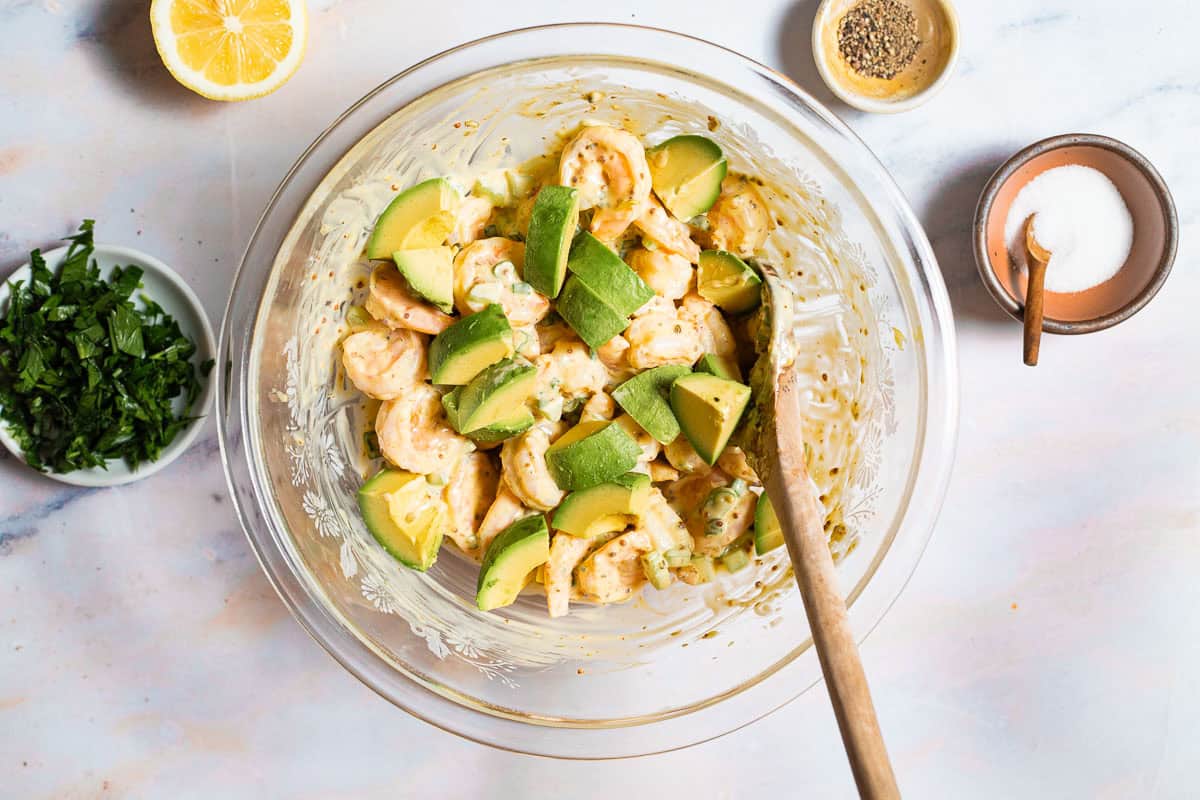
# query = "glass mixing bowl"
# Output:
<box><xmin>217</xmin><ymin>24</ymin><xmax>957</xmax><ymax>759</ymax></box>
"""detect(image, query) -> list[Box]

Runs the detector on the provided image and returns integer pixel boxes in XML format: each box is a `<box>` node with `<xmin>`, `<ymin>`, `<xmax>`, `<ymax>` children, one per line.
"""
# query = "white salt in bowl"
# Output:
<box><xmin>974</xmin><ymin>133</ymin><xmax>1178</xmax><ymax>334</ymax></box>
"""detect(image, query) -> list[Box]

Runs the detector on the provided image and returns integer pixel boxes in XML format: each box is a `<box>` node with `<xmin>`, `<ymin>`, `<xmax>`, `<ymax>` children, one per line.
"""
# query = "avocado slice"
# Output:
<box><xmin>454</xmin><ymin>357</ymin><xmax>537</xmax><ymax>434</ymax></box>
<box><xmin>476</xmin><ymin>514</ymin><xmax>550</xmax><ymax>611</ymax></box>
<box><xmin>366</xmin><ymin>178</ymin><xmax>460</xmax><ymax>259</ymax></box>
<box><xmin>428</xmin><ymin>305</ymin><xmax>514</xmax><ymax>385</ymax></box>
<box><xmin>524</xmin><ymin>186</ymin><xmax>579</xmax><ymax>297</ymax></box>
<box><xmin>358</xmin><ymin>469</ymin><xmax>446</xmax><ymax>571</ymax></box>
<box><xmin>552</xmin><ymin>472</ymin><xmax>651</xmax><ymax>538</ymax></box>
<box><xmin>392</xmin><ymin>247</ymin><xmax>454</xmax><ymax>313</ymax></box>
<box><xmin>556</xmin><ymin>276</ymin><xmax>629</xmax><ymax>348</ymax></box>
<box><xmin>442</xmin><ymin>386</ymin><xmax>533</xmax><ymax>442</ymax></box>
<box><xmin>611</xmin><ymin>365</ymin><xmax>692</xmax><ymax>445</ymax></box>
<box><xmin>695</xmin><ymin>352</ymin><xmax>742</xmax><ymax>382</ymax></box>
<box><xmin>754</xmin><ymin>492</ymin><xmax>784</xmax><ymax>555</ymax></box>
<box><xmin>566</xmin><ymin>232</ymin><xmax>655</xmax><ymax>316</ymax></box>
<box><xmin>697</xmin><ymin>250</ymin><xmax>763</xmax><ymax>313</ymax></box>
<box><xmin>669</xmin><ymin>373</ymin><xmax>752</xmax><ymax>465</ymax></box>
<box><xmin>545</xmin><ymin>420</ymin><xmax>642</xmax><ymax>491</ymax></box>
<box><xmin>646</xmin><ymin>135</ymin><xmax>728</xmax><ymax>221</ymax></box>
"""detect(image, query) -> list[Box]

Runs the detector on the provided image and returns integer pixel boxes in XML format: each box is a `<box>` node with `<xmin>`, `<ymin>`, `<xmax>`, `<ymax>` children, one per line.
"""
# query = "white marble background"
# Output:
<box><xmin>1</xmin><ymin>0</ymin><xmax>1197</xmax><ymax>797</ymax></box>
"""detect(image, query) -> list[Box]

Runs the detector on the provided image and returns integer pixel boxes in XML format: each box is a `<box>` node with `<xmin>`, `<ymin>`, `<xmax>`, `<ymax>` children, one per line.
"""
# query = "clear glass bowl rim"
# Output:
<box><xmin>217</xmin><ymin>22</ymin><xmax>959</xmax><ymax>759</ymax></box>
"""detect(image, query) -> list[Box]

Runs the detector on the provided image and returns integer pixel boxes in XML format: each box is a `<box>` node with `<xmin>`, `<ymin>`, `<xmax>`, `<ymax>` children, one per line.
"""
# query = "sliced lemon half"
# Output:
<box><xmin>150</xmin><ymin>0</ymin><xmax>307</xmax><ymax>102</ymax></box>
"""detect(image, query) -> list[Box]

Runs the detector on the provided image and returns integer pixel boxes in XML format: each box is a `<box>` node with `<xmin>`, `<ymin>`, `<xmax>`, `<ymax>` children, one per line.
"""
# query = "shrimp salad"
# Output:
<box><xmin>340</xmin><ymin>122</ymin><xmax>803</xmax><ymax>616</ymax></box>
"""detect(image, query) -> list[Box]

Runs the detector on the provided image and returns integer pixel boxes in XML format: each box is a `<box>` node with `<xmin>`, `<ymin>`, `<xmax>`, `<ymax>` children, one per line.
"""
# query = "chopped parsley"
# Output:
<box><xmin>0</xmin><ymin>221</ymin><xmax>213</xmax><ymax>473</ymax></box>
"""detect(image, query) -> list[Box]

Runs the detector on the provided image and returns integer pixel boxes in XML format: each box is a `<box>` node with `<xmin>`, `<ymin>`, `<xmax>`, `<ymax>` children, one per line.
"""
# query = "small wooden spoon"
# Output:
<box><xmin>745</xmin><ymin>263</ymin><xmax>900</xmax><ymax>799</ymax></box>
<box><xmin>1023</xmin><ymin>214</ymin><xmax>1052</xmax><ymax>366</ymax></box>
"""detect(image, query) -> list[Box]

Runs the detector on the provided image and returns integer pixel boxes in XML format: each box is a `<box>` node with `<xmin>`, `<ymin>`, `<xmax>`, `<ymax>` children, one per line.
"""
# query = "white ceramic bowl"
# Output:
<box><xmin>0</xmin><ymin>244</ymin><xmax>216</xmax><ymax>486</ymax></box>
<box><xmin>813</xmin><ymin>0</ymin><xmax>961</xmax><ymax>114</ymax></box>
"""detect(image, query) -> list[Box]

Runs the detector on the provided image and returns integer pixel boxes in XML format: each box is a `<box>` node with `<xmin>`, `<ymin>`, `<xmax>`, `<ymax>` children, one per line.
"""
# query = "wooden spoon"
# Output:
<box><xmin>1023</xmin><ymin>214</ymin><xmax>1051</xmax><ymax>366</ymax></box>
<box><xmin>745</xmin><ymin>263</ymin><xmax>900</xmax><ymax>799</ymax></box>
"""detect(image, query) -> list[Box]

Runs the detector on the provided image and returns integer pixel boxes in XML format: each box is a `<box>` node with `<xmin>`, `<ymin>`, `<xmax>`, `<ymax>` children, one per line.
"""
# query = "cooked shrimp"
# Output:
<box><xmin>693</xmin><ymin>489</ymin><xmax>755</xmax><ymax>556</ymax></box>
<box><xmin>538</xmin><ymin>337</ymin><xmax>610</xmax><ymax>397</ymax></box>
<box><xmin>500</xmin><ymin>421</ymin><xmax>567</xmax><ymax>511</ymax></box>
<box><xmin>631</xmin><ymin>294</ymin><xmax>675</xmax><ymax>319</ymax></box>
<box><xmin>641</xmin><ymin>487</ymin><xmax>694</xmax><ymax>552</ymax></box>
<box><xmin>595</xmin><ymin>335</ymin><xmax>635</xmax><ymax>382</ymax></box>
<box><xmin>376</xmin><ymin>384</ymin><xmax>474</xmax><ymax>476</ymax></box>
<box><xmin>625</xmin><ymin>304</ymin><xmax>704</xmax><ymax>369</ymax></box>
<box><xmin>678</xmin><ymin>293</ymin><xmax>738</xmax><ymax>362</ymax></box>
<box><xmin>511</xmin><ymin>324</ymin><xmax>541</xmax><ymax>359</ymax></box>
<box><xmin>341</xmin><ymin>325</ymin><xmax>427</xmax><ymax>400</ymax></box>
<box><xmin>443</xmin><ymin>452</ymin><xmax>500</xmax><ymax>553</ymax></box>
<box><xmin>580</xmin><ymin>391</ymin><xmax>616</xmax><ymax>422</ymax></box>
<box><xmin>706</xmin><ymin>175</ymin><xmax>771</xmax><ymax>258</ymax></box>
<box><xmin>533</xmin><ymin>338</ymin><xmax>610</xmax><ymax>420</ymax></box>
<box><xmin>545</xmin><ymin>533</ymin><xmax>592</xmax><ymax>618</ymax></box>
<box><xmin>716</xmin><ymin>446</ymin><xmax>760</xmax><ymax>485</ymax></box>
<box><xmin>535</xmin><ymin>317</ymin><xmax>575</xmax><ymax>352</ymax></box>
<box><xmin>453</xmin><ymin>237</ymin><xmax>549</xmax><ymax>325</ymax></box>
<box><xmin>626</xmin><ymin>247</ymin><xmax>694</xmax><ymax>301</ymax></box>
<box><xmin>633</xmin><ymin>194</ymin><xmax>702</xmax><ymax>262</ymax></box>
<box><xmin>664</xmin><ymin>435</ymin><xmax>708</xmax><ymax>474</ymax></box>
<box><xmin>614</xmin><ymin>414</ymin><xmax>660</xmax><ymax>465</ymax></box>
<box><xmin>574</xmin><ymin>529</ymin><xmax>653</xmax><ymax>604</ymax></box>
<box><xmin>366</xmin><ymin>264</ymin><xmax>454</xmax><ymax>334</ymax></box>
<box><xmin>665</xmin><ymin>471</ymin><xmax>755</xmax><ymax>555</ymax></box>
<box><xmin>663</xmin><ymin>469</ymin><xmax>727</xmax><ymax>519</ymax></box>
<box><xmin>648</xmin><ymin>459</ymin><xmax>679</xmax><ymax>483</ymax></box>
<box><xmin>476</xmin><ymin>487</ymin><xmax>529</xmax><ymax>553</ymax></box>
<box><xmin>449</xmin><ymin>195</ymin><xmax>494</xmax><ymax>245</ymax></box>
<box><xmin>558</xmin><ymin>125</ymin><xmax>652</xmax><ymax>242</ymax></box>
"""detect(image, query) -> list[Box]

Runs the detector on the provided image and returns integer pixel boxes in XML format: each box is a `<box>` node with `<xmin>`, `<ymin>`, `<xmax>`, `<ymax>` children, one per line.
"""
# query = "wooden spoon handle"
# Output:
<box><xmin>769</xmin><ymin>380</ymin><xmax>900</xmax><ymax>799</ymax></box>
<box><xmin>1023</xmin><ymin>257</ymin><xmax>1048</xmax><ymax>366</ymax></box>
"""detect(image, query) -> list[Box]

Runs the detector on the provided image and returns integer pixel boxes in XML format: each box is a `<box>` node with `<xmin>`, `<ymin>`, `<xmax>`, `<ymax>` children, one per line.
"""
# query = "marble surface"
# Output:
<box><xmin>1</xmin><ymin>0</ymin><xmax>1196</xmax><ymax>797</ymax></box>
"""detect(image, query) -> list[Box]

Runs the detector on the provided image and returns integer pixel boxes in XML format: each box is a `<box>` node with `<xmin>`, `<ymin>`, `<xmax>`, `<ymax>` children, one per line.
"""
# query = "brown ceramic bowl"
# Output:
<box><xmin>974</xmin><ymin>133</ymin><xmax>1177</xmax><ymax>334</ymax></box>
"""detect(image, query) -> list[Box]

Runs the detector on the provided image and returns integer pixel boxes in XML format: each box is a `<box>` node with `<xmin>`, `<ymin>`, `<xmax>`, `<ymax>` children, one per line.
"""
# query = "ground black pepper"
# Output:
<box><xmin>837</xmin><ymin>0</ymin><xmax>922</xmax><ymax>80</ymax></box>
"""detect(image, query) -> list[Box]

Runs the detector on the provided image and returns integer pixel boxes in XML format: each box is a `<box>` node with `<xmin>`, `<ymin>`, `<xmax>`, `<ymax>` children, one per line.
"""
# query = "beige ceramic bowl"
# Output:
<box><xmin>974</xmin><ymin>133</ymin><xmax>1178</xmax><ymax>334</ymax></box>
<box><xmin>812</xmin><ymin>0</ymin><xmax>959</xmax><ymax>113</ymax></box>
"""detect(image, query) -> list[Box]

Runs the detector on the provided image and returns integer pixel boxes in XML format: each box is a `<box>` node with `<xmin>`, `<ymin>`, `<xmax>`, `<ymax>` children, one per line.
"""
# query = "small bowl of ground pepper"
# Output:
<box><xmin>813</xmin><ymin>0</ymin><xmax>959</xmax><ymax>113</ymax></box>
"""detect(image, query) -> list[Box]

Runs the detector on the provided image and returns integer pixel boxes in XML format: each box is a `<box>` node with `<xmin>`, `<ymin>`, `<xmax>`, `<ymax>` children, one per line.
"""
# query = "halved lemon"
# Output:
<box><xmin>150</xmin><ymin>0</ymin><xmax>307</xmax><ymax>102</ymax></box>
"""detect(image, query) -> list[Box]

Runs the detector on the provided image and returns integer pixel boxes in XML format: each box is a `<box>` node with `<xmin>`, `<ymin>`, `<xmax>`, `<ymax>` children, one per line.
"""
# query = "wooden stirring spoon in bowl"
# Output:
<box><xmin>744</xmin><ymin>262</ymin><xmax>900</xmax><ymax>799</ymax></box>
<box><xmin>1023</xmin><ymin>214</ymin><xmax>1052</xmax><ymax>366</ymax></box>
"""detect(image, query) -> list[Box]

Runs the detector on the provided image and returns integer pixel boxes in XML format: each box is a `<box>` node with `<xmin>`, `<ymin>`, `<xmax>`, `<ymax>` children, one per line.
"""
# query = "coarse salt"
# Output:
<box><xmin>1004</xmin><ymin>164</ymin><xmax>1133</xmax><ymax>294</ymax></box>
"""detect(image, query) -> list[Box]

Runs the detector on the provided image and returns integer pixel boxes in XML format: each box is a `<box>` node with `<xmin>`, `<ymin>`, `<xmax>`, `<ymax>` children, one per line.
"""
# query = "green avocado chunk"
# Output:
<box><xmin>646</xmin><ymin>135</ymin><xmax>728</xmax><ymax>221</ymax></box>
<box><xmin>442</xmin><ymin>386</ymin><xmax>533</xmax><ymax>443</ymax></box>
<box><xmin>455</xmin><ymin>357</ymin><xmax>537</xmax><ymax>434</ymax></box>
<box><xmin>695</xmin><ymin>352</ymin><xmax>741</xmax><ymax>382</ymax></box>
<box><xmin>754</xmin><ymin>491</ymin><xmax>784</xmax><ymax>555</ymax></box>
<box><xmin>552</xmin><ymin>472</ymin><xmax>652</xmax><ymax>538</ymax></box>
<box><xmin>669</xmin><ymin>373</ymin><xmax>752</xmax><ymax>465</ymax></box>
<box><xmin>358</xmin><ymin>469</ymin><xmax>446</xmax><ymax>571</ymax></box>
<box><xmin>477</xmin><ymin>514</ymin><xmax>551</xmax><ymax>611</ymax></box>
<box><xmin>366</xmin><ymin>178</ymin><xmax>459</xmax><ymax>259</ymax></box>
<box><xmin>556</xmin><ymin>276</ymin><xmax>629</xmax><ymax>348</ymax></box>
<box><xmin>545</xmin><ymin>420</ymin><xmax>642</xmax><ymax>491</ymax></box>
<box><xmin>697</xmin><ymin>250</ymin><xmax>763</xmax><ymax>313</ymax></box>
<box><xmin>566</xmin><ymin>231</ymin><xmax>655</xmax><ymax>316</ymax></box>
<box><xmin>392</xmin><ymin>247</ymin><xmax>454</xmax><ymax>313</ymax></box>
<box><xmin>524</xmin><ymin>185</ymin><xmax>579</xmax><ymax>297</ymax></box>
<box><xmin>611</xmin><ymin>365</ymin><xmax>692</xmax><ymax>445</ymax></box>
<box><xmin>428</xmin><ymin>305</ymin><xmax>514</xmax><ymax>385</ymax></box>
